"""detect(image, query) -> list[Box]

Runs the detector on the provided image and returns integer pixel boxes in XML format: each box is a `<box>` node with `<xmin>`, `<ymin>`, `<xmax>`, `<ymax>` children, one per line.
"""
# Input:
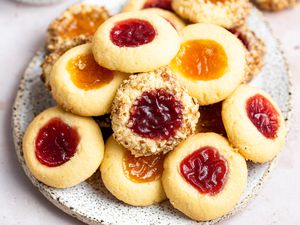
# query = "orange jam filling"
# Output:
<box><xmin>67</xmin><ymin>53</ymin><xmax>114</xmax><ymax>90</ymax></box>
<box><xmin>209</xmin><ymin>0</ymin><xmax>229</xmax><ymax>4</ymax></box>
<box><xmin>60</xmin><ymin>11</ymin><xmax>106</xmax><ymax>39</ymax></box>
<box><xmin>123</xmin><ymin>151</ymin><xmax>164</xmax><ymax>183</ymax></box>
<box><xmin>171</xmin><ymin>40</ymin><xmax>228</xmax><ymax>81</ymax></box>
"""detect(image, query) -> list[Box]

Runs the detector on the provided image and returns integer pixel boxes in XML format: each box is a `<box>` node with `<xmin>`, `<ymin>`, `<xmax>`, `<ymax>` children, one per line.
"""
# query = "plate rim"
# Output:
<box><xmin>11</xmin><ymin>6</ymin><xmax>294</xmax><ymax>225</ymax></box>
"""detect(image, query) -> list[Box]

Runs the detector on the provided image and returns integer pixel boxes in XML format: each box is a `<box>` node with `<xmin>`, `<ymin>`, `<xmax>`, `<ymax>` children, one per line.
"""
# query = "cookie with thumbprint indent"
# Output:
<box><xmin>162</xmin><ymin>132</ymin><xmax>247</xmax><ymax>221</ymax></box>
<box><xmin>142</xmin><ymin>8</ymin><xmax>186</xmax><ymax>31</ymax></box>
<box><xmin>111</xmin><ymin>68</ymin><xmax>199</xmax><ymax>157</ymax></box>
<box><xmin>49</xmin><ymin>43</ymin><xmax>128</xmax><ymax>117</ymax></box>
<box><xmin>92</xmin><ymin>11</ymin><xmax>180</xmax><ymax>73</ymax></box>
<box><xmin>229</xmin><ymin>25</ymin><xmax>266</xmax><ymax>83</ymax></box>
<box><xmin>46</xmin><ymin>3</ymin><xmax>110</xmax><ymax>53</ymax></box>
<box><xmin>252</xmin><ymin>0</ymin><xmax>298</xmax><ymax>11</ymax></box>
<box><xmin>100</xmin><ymin>136</ymin><xmax>166</xmax><ymax>206</ymax></box>
<box><xmin>22</xmin><ymin>107</ymin><xmax>104</xmax><ymax>188</ymax></box>
<box><xmin>172</xmin><ymin>0</ymin><xmax>250</xmax><ymax>29</ymax></box>
<box><xmin>170</xmin><ymin>23</ymin><xmax>246</xmax><ymax>105</ymax></box>
<box><xmin>123</xmin><ymin>0</ymin><xmax>173</xmax><ymax>12</ymax></box>
<box><xmin>222</xmin><ymin>85</ymin><xmax>286</xmax><ymax>163</ymax></box>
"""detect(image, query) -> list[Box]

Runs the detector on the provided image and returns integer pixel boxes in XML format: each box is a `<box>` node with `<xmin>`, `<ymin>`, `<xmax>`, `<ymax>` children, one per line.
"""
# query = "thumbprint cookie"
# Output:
<box><xmin>222</xmin><ymin>85</ymin><xmax>286</xmax><ymax>163</ymax></box>
<box><xmin>253</xmin><ymin>0</ymin><xmax>298</xmax><ymax>11</ymax></box>
<box><xmin>229</xmin><ymin>25</ymin><xmax>266</xmax><ymax>83</ymax></box>
<box><xmin>172</xmin><ymin>0</ymin><xmax>250</xmax><ymax>29</ymax></box>
<box><xmin>142</xmin><ymin>8</ymin><xmax>186</xmax><ymax>31</ymax></box>
<box><xmin>162</xmin><ymin>132</ymin><xmax>247</xmax><ymax>221</ymax></box>
<box><xmin>46</xmin><ymin>3</ymin><xmax>110</xmax><ymax>53</ymax></box>
<box><xmin>123</xmin><ymin>0</ymin><xmax>173</xmax><ymax>12</ymax></box>
<box><xmin>111</xmin><ymin>68</ymin><xmax>199</xmax><ymax>157</ymax></box>
<box><xmin>196</xmin><ymin>102</ymin><xmax>227</xmax><ymax>137</ymax></box>
<box><xmin>100</xmin><ymin>136</ymin><xmax>166</xmax><ymax>206</ymax></box>
<box><xmin>92</xmin><ymin>11</ymin><xmax>180</xmax><ymax>73</ymax></box>
<box><xmin>22</xmin><ymin>107</ymin><xmax>104</xmax><ymax>188</ymax></box>
<box><xmin>170</xmin><ymin>23</ymin><xmax>246</xmax><ymax>105</ymax></box>
<box><xmin>50</xmin><ymin>43</ymin><xmax>128</xmax><ymax>117</ymax></box>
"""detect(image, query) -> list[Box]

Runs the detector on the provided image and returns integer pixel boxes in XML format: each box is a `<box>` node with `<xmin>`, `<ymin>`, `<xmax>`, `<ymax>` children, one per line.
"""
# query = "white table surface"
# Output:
<box><xmin>0</xmin><ymin>0</ymin><xmax>299</xmax><ymax>224</ymax></box>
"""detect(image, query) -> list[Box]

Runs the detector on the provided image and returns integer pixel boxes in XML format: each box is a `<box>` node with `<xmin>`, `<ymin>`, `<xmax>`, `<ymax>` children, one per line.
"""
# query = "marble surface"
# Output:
<box><xmin>0</xmin><ymin>0</ymin><xmax>299</xmax><ymax>224</ymax></box>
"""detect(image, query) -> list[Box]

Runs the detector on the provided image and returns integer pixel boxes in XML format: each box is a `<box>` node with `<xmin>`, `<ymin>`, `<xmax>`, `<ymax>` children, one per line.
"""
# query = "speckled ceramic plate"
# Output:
<box><xmin>12</xmin><ymin>1</ymin><xmax>293</xmax><ymax>225</ymax></box>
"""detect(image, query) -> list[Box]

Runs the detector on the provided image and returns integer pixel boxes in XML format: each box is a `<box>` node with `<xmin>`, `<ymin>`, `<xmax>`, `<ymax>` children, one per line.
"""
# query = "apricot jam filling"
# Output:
<box><xmin>197</xmin><ymin>102</ymin><xmax>227</xmax><ymax>136</ymax></box>
<box><xmin>209</xmin><ymin>0</ymin><xmax>230</xmax><ymax>4</ymax></box>
<box><xmin>60</xmin><ymin>10</ymin><xmax>106</xmax><ymax>39</ymax></box>
<box><xmin>180</xmin><ymin>146</ymin><xmax>229</xmax><ymax>195</ymax></box>
<box><xmin>110</xmin><ymin>19</ymin><xmax>157</xmax><ymax>48</ymax></box>
<box><xmin>123</xmin><ymin>151</ymin><xmax>164</xmax><ymax>183</ymax></box>
<box><xmin>171</xmin><ymin>40</ymin><xmax>228</xmax><ymax>81</ymax></box>
<box><xmin>142</xmin><ymin>0</ymin><xmax>173</xmax><ymax>11</ymax></box>
<box><xmin>246</xmin><ymin>94</ymin><xmax>279</xmax><ymax>139</ymax></box>
<box><xmin>128</xmin><ymin>89</ymin><xmax>184</xmax><ymax>140</ymax></box>
<box><xmin>35</xmin><ymin>118</ymin><xmax>80</xmax><ymax>167</ymax></box>
<box><xmin>67</xmin><ymin>53</ymin><xmax>114</xmax><ymax>90</ymax></box>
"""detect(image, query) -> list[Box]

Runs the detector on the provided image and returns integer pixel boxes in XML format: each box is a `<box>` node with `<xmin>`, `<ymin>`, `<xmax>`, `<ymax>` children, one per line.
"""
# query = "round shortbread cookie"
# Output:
<box><xmin>162</xmin><ymin>132</ymin><xmax>247</xmax><ymax>221</ymax></box>
<box><xmin>22</xmin><ymin>107</ymin><xmax>104</xmax><ymax>188</ymax></box>
<box><xmin>222</xmin><ymin>85</ymin><xmax>286</xmax><ymax>163</ymax></box>
<box><xmin>253</xmin><ymin>0</ymin><xmax>298</xmax><ymax>11</ymax></box>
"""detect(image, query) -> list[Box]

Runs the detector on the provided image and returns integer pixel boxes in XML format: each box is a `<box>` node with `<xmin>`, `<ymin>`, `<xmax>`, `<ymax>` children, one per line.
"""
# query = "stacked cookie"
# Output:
<box><xmin>22</xmin><ymin>1</ymin><xmax>286</xmax><ymax>222</ymax></box>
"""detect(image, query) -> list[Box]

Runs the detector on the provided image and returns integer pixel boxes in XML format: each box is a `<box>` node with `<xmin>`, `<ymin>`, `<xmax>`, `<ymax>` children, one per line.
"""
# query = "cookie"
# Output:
<box><xmin>170</xmin><ymin>23</ymin><xmax>246</xmax><ymax>105</ymax></box>
<box><xmin>123</xmin><ymin>0</ymin><xmax>173</xmax><ymax>12</ymax></box>
<box><xmin>22</xmin><ymin>107</ymin><xmax>104</xmax><ymax>188</ymax></box>
<box><xmin>50</xmin><ymin>43</ymin><xmax>128</xmax><ymax>116</ymax></box>
<box><xmin>142</xmin><ymin>8</ymin><xmax>186</xmax><ymax>31</ymax></box>
<box><xmin>111</xmin><ymin>68</ymin><xmax>199</xmax><ymax>157</ymax></box>
<box><xmin>253</xmin><ymin>0</ymin><xmax>298</xmax><ymax>11</ymax></box>
<box><xmin>222</xmin><ymin>85</ymin><xmax>286</xmax><ymax>163</ymax></box>
<box><xmin>46</xmin><ymin>3</ymin><xmax>110</xmax><ymax>53</ymax></box>
<box><xmin>162</xmin><ymin>132</ymin><xmax>247</xmax><ymax>221</ymax></box>
<box><xmin>229</xmin><ymin>25</ymin><xmax>266</xmax><ymax>83</ymax></box>
<box><xmin>92</xmin><ymin>11</ymin><xmax>180</xmax><ymax>73</ymax></box>
<box><xmin>100</xmin><ymin>136</ymin><xmax>166</xmax><ymax>206</ymax></box>
<box><xmin>172</xmin><ymin>0</ymin><xmax>250</xmax><ymax>29</ymax></box>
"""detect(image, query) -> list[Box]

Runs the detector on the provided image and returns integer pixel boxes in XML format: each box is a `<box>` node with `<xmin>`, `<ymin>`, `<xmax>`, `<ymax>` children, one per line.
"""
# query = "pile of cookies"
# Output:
<box><xmin>22</xmin><ymin>0</ymin><xmax>287</xmax><ymax>222</ymax></box>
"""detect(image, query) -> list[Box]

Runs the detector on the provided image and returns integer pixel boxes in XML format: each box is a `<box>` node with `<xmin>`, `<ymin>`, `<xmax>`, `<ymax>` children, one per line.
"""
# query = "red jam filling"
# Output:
<box><xmin>128</xmin><ymin>89</ymin><xmax>183</xmax><ymax>140</ymax></box>
<box><xmin>246</xmin><ymin>94</ymin><xmax>279</xmax><ymax>139</ymax></box>
<box><xmin>180</xmin><ymin>146</ymin><xmax>228</xmax><ymax>195</ymax></box>
<box><xmin>197</xmin><ymin>102</ymin><xmax>227</xmax><ymax>136</ymax></box>
<box><xmin>35</xmin><ymin>118</ymin><xmax>80</xmax><ymax>167</ymax></box>
<box><xmin>110</xmin><ymin>19</ymin><xmax>156</xmax><ymax>47</ymax></box>
<box><xmin>143</xmin><ymin>0</ymin><xmax>173</xmax><ymax>11</ymax></box>
<box><xmin>229</xmin><ymin>28</ymin><xmax>250</xmax><ymax>50</ymax></box>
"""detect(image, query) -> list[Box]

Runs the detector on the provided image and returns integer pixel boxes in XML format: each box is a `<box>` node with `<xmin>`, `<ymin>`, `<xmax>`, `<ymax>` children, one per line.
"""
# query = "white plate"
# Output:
<box><xmin>12</xmin><ymin>2</ymin><xmax>293</xmax><ymax>225</ymax></box>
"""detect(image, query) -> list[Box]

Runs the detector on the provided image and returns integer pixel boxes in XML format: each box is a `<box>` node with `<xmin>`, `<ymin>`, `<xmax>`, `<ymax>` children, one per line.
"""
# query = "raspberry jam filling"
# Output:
<box><xmin>142</xmin><ymin>0</ymin><xmax>173</xmax><ymax>11</ymax></box>
<box><xmin>60</xmin><ymin>10</ymin><xmax>106</xmax><ymax>39</ymax></box>
<box><xmin>171</xmin><ymin>40</ymin><xmax>228</xmax><ymax>81</ymax></box>
<box><xmin>128</xmin><ymin>89</ymin><xmax>183</xmax><ymax>140</ymax></box>
<box><xmin>110</xmin><ymin>19</ymin><xmax>156</xmax><ymax>47</ymax></box>
<box><xmin>35</xmin><ymin>118</ymin><xmax>80</xmax><ymax>167</ymax></box>
<box><xmin>229</xmin><ymin>28</ymin><xmax>250</xmax><ymax>50</ymax></box>
<box><xmin>67</xmin><ymin>53</ymin><xmax>114</xmax><ymax>90</ymax></box>
<box><xmin>197</xmin><ymin>103</ymin><xmax>227</xmax><ymax>136</ymax></box>
<box><xmin>246</xmin><ymin>94</ymin><xmax>279</xmax><ymax>139</ymax></box>
<box><xmin>123</xmin><ymin>151</ymin><xmax>164</xmax><ymax>183</ymax></box>
<box><xmin>180</xmin><ymin>146</ymin><xmax>229</xmax><ymax>195</ymax></box>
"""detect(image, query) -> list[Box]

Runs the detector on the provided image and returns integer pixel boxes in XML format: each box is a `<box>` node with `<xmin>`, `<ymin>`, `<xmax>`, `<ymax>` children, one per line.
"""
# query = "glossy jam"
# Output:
<box><xmin>110</xmin><ymin>19</ymin><xmax>156</xmax><ymax>47</ymax></box>
<box><xmin>128</xmin><ymin>89</ymin><xmax>183</xmax><ymax>140</ymax></box>
<box><xmin>143</xmin><ymin>0</ymin><xmax>173</xmax><ymax>11</ymax></box>
<box><xmin>123</xmin><ymin>151</ymin><xmax>164</xmax><ymax>183</ymax></box>
<box><xmin>180</xmin><ymin>146</ymin><xmax>228</xmax><ymax>195</ymax></box>
<box><xmin>246</xmin><ymin>94</ymin><xmax>279</xmax><ymax>139</ymax></box>
<box><xmin>197</xmin><ymin>102</ymin><xmax>227</xmax><ymax>136</ymax></box>
<box><xmin>171</xmin><ymin>40</ymin><xmax>228</xmax><ymax>81</ymax></box>
<box><xmin>35</xmin><ymin>118</ymin><xmax>80</xmax><ymax>167</ymax></box>
<box><xmin>209</xmin><ymin>0</ymin><xmax>229</xmax><ymax>4</ymax></box>
<box><xmin>229</xmin><ymin>28</ymin><xmax>250</xmax><ymax>50</ymax></box>
<box><xmin>67</xmin><ymin>53</ymin><xmax>114</xmax><ymax>90</ymax></box>
<box><xmin>60</xmin><ymin>11</ymin><xmax>106</xmax><ymax>39</ymax></box>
